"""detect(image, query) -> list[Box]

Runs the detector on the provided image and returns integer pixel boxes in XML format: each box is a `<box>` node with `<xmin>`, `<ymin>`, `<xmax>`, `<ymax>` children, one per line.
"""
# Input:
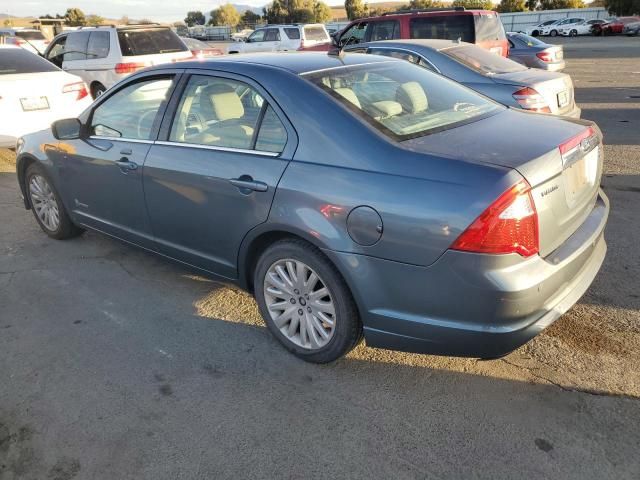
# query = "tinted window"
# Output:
<box><xmin>87</xmin><ymin>31</ymin><xmax>110</xmax><ymax>59</ymax></box>
<box><xmin>15</xmin><ymin>31</ymin><xmax>46</xmax><ymax>40</ymax></box>
<box><xmin>118</xmin><ymin>28</ymin><xmax>188</xmax><ymax>56</ymax></box>
<box><xmin>340</xmin><ymin>22</ymin><xmax>368</xmax><ymax>46</ymax></box>
<box><xmin>264</xmin><ymin>29</ymin><xmax>280</xmax><ymax>41</ymax></box>
<box><xmin>64</xmin><ymin>31</ymin><xmax>90</xmax><ymax>61</ymax></box>
<box><xmin>256</xmin><ymin>106</ymin><xmax>287</xmax><ymax>153</ymax></box>
<box><xmin>410</xmin><ymin>16</ymin><xmax>474</xmax><ymax>42</ymax></box>
<box><xmin>303</xmin><ymin>26</ymin><xmax>329</xmax><ymax>41</ymax></box>
<box><xmin>284</xmin><ymin>28</ymin><xmax>300</xmax><ymax>40</ymax></box>
<box><xmin>91</xmin><ymin>77</ymin><xmax>173</xmax><ymax>140</ymax></box>
<box><xmin>0</xmin><ymin>48</ymin><xmax>59</xmax><ymax>74</ymax></box>
<box><xmin>305</xmin><ymin>62</ymin><xmax>500</xmax><ymax>141</ymax></box>
<box><xmin>369</xmin><ymin>21</ymin><xmax>400</xmax><ymax>41</ymax></box>
<box><xmin>249</xmin><ymin>30</ymin><xmax>265</xmax><ymax>42</ymax></box>
<box><xmin>444</xmin><ymin>45</ymin><xmax>526</xmax><ymax>74</ymax></box>
<box><xmin>474</xmin><ymin>14</ymin><xmax>506</xmax><ymax>42</ymax></box>
<box><xmin>170</xmin><ymin>76</ymin><xmax>265</xmax><ymax>150</ymax></box>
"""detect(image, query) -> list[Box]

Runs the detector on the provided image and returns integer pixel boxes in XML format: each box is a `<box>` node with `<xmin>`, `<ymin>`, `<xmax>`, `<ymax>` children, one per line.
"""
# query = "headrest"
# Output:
<box><xmin>370</xmin><ymin>100</ymin><xmax>402</xmax><ymax>118</ymax></box>
<box><xmin>396</xmin><ymin>81</ymin><xmax>428</xmax><ymax>114</ymax></box>
<box><xmin>200</xmin><ymin>83</ymin><xmax>244</xmax><ymax>121</ymax></box>
<box><xmin>334</xmin><ymin>87</ymin><xmax>361</xmax><ymax>109</ymax></box>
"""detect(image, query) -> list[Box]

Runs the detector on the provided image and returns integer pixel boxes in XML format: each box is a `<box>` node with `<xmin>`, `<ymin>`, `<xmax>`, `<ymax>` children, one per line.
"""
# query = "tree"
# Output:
<box><xmin>539</xmin><ymin>0</ymin><xmax>584</xmax><ymax>8</ymax></box>
<box><xmin>603</xmin><ymin>0</ymin><xmax>638</xmax><ymax>11</ymax></box>
<box><xmin>241</xmin><ymin>10</ymin><xmax>261</xmax><ymax>25</ymax></box>
<box><xmin>85</xmin><ymin>14</ymin><xmax>105</xmax><ymax>26</ymax></box>
<box><xmin>497</xmin><ymin>0</ymin><xmax>526</xmax><ymax>12</ymax></box>
<box><xmin>65</xmin><ymin>8</ymin><xmax>86</xmax><ymax>26</ymax></box>
<box><xmin>524</xmin><ymin>0</ymin><xmax>539</xmax><ymax>9</ymax></box>
<box><xmin>291</xmin><ymin>8</ymin><xmax>315</xmax><ymax>22</ymax></box>
<box><xmin>345</xmin><ymin>0</ymin><xmax>367</xmax><ymax>20</ymax></box>
<box><xmin>400</xmin><ymin>0</ymin><xmax>447</xmax><ymax>8</ymax></box>
<box><xmin>451</xmin><ymin>0</ymin><xmax>495</xmax><ymax>9</ymax></box>
<box><xmin>263</xmin><ymin>0</ymin><xmax>288</xmax><ymax>24</ymax></box>
<box><xmin>313</xmin><ymin>1</ymin><xmax>332</xmax><ymax>22</ymax></box>
<box><xmin>209</xmin><ymin>4</ymin><xmax>241</xmax><ymax>27</ymax></box>
<box><xmin>138</xmin><ymin>18</ymin><xmax>155</xmax><ymax>24</ymax></box>
<box><xmin>3</xmin><ymin>19</ymin><xmax>12</xmax><ymax>27</ymax></box>
<box><xmin>184</xmin><ymin>11</ymin><xmax>205</xmax><ymax>27</ymax></box>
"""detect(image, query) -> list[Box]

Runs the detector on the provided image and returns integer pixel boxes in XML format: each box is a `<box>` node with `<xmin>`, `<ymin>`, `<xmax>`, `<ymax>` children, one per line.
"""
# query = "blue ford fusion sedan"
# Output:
<box><xmin>15</xmin><ymin>53</ymin><xmax>608</xmax><ymax>363</ymax></box>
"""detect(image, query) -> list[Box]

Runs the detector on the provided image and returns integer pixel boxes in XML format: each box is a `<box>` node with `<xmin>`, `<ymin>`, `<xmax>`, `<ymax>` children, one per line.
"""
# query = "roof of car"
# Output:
<box><xmin>174</xmin><ymin>51</ymin><xmax>395</xmax><ymax>75</ymax></box>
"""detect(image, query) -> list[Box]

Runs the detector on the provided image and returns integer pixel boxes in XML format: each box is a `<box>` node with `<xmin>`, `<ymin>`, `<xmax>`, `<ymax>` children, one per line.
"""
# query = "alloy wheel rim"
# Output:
<box><xmin>263</xmin><ymin>259</ymin><xmax>336</xmax><ymax>350</ymax></box>
<box><xmin>29</xmin><ymin>175</ymin><xmax>60</xmax><ymax>232</ymax></box>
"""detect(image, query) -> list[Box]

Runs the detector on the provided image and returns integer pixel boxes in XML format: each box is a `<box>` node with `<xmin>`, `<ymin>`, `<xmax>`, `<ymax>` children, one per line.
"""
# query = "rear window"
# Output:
<box><xmin>443</xmin><ymin>45</ymin><xmax>526</xmax><ymax>75</ymax></box>
<box><xmin>410</xmin><ymin>15</ymin><xmax>474</xmax><ymax>43</ymax></box>
<box><xmin>303</xmin><ymin>26</ymin><xmax>329</xmax><ymax>41</ymax></box>
<box><xmin>15</xmin><ymin>31</ymin><xmax>46</xmax><ymax>40</ymax></box>
<box><xmin>0</xmin><ymin>48</ymin><xmax>59</xmax><ymax>74</ymax></box>
<box><xmin>474</xmin><ymin>14</ymin><xmax>506</xmax><ymax>42</ymax></box>
<box><xmin>510</xmin><ymin>33</ymin><xmax>546</xmax><ymax>47</ymax></box>
<box><xmin>118</xmin><ymin>28</ymin><xmax>188</xmax><ymax>56</ymax></box>
<box><xmin>284</xmin><ymin>27</ymin><xmax>300</xmax><ymax>40</ymax></box>
<box><xmin>304</xmin><ymin>62</ymin><xmax>500</xmax><ymax>141</ymax></box>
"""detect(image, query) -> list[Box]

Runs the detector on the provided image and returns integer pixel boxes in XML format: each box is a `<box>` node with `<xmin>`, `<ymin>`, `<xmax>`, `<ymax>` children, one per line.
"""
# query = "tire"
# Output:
<box><xmin>570</xmin><ymin>29</ymin><xmax>578</xmax><ymax>37</ymax></box>
<box><xmin>91</xmin><ymin>82</ymin><xmax>106</xmax><ymax>99</ymax></box>
<box><xmin>254</xmin><ymin>239</ymin><xmax>363</xmax><ymax>363</ymax></box>
<box><xmin>25</xmin><ymin>163</ymin><xmax>83</xmax><ymax>240</ymax></box>
<box><xmin>531</xmin><ymin>30</ymin><xmax>539</xmax><ymax>37</ymax></box>
<box><xmin>550</xmin><ymin>30</ymin><xmax>558</xmax><ymax>37</ymax></box>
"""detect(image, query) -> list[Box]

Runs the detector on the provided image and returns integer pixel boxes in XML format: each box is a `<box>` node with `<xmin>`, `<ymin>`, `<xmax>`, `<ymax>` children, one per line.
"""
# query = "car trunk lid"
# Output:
<box><xmin>401</xmin><ymin>109</ymin><xmax>603</xmax><ymax>257</ymax></box>
<box><xmin>491</xmin><ymin>69</ymin><xmax>575</xmax><ymax>115</ymax></box>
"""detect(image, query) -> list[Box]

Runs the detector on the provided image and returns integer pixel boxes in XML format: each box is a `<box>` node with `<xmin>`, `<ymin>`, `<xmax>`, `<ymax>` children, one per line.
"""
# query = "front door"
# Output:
<box><xmin>57</xmin><ymin>74</ymin><xmax>177</xmax><ymax>247</ymax></box>
<box><xmin>143</xmin><ymin>73</ymin><xmax>294</xmax><ymax>279</ymax></box>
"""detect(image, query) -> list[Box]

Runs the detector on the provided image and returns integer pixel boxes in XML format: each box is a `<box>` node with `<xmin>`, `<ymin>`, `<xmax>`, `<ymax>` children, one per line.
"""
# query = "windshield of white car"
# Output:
<box><xmin>0</xmin><ymin>48</ymin><xmax>59</xmax><ymax>74</ymax></box>
<box><xmin>304</xmin><ymin>61</ymin><xmax>501</xmax><ymax>141</ymax></box>
<box><xmin>442</xmin><ymin>44</ymin><xmax>527</xmax><ymax>75</ymax></box>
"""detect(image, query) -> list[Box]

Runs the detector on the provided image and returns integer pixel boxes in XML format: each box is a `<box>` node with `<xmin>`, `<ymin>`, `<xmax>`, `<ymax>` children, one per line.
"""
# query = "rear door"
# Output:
<box><xmin>57</xmin><ymin>72</ymin><xmax>178</xmax><ymax>247</ymax></box>
<box><xmin>142</xmin><ymin>71</ymin><xmax>296</xmax><ymax>278</ymax></box>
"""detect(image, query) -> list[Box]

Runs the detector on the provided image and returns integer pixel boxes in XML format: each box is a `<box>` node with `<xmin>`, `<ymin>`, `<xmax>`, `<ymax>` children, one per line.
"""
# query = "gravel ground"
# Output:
<box><xmin>0</xmin><ymin>36</ymin><xmax>639</xmax><ymax>479</ymax></box>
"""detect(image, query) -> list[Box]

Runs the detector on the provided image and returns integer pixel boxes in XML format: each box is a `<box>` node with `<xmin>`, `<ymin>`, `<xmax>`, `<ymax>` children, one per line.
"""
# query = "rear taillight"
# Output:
<box><xmin>62</xmin><ymin>81</ymin><xmax>89</xmax><ymax>101</ymax></box>
<box><xmin>298</xmin><ymin>39</ymin><xmax>307</xmax><ymax>50</ymax></box>
<box><xmin>559</xmin><ymin>126</ymin><xmax>596</xmax><ymax>165</ymax></box>
<box><xmin>536</xmin><ymin>51</ymin><xmax>553</xmax><ymax>62</ymax></box>
<box><xmin>512</xmin><ymin>87</ymin><xmax>551</xmax><ymax>113</ymax></box>
<box><xmin>451</xmin><ymin>180</ymin><xmax>539</xmax><ymax>257</ymax></box>
<box><xmin>114</xmin><ymin>62</ymin><xmax>147</xmax><ymax>74</ymax></box>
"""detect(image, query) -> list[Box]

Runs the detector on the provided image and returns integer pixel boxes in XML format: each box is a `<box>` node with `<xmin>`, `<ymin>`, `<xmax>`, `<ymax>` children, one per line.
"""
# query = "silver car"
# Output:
<box><xmin>507</xmin><ymin>32</ymin><xmax>565</xmax><ymax>72</ymax></box>
<box><xmin>345</xmin><ymin>39</ymin><xmax>580</xmax><ymax>117</ymax></box>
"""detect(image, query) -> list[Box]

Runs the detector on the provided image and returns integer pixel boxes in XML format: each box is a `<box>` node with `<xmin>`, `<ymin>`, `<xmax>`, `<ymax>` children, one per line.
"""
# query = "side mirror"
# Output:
<box><xmin>245</xmin><ymin>37</ymin><xmax>251</xmax><ymax>43</ymax></box>
<box><xmin>331</xmin><ymin>34</ymin><xmax>339</xmax><ymax>47</ymax></box>
<box><xmin>52</xmin><ymin>118</ymin><xmax>82</xmax><ymax>140</ymax></box>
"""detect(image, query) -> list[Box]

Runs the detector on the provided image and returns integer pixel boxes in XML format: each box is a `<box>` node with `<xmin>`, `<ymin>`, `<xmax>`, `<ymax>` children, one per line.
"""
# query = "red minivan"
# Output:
<box><xmin>304</xmin><ymin>8</ymin><xmax>509</xmax><ymax>57</ymax></box>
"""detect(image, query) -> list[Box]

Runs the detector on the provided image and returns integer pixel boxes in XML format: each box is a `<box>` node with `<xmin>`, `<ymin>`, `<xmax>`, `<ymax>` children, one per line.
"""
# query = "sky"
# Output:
<box><xmin>1</xmin><ymin>0</ymin><xmax>347</xmax><ymax>23</ymax></box>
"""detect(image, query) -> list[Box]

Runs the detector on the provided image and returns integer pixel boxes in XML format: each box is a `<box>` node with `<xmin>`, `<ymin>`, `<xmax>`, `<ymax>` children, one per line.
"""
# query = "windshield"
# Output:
<box><xmin>15</xmin><ymin>30</ymin><xmax>46</xmax><ymax>40</ymax></box>
<box><xmin>304</xmin><ymin>62</ymin><xmax>501</xmax><ymax>141</ymax></box>
<box><xmin>0</xmin><ymin>48</ymin><xmax>59</xmax><ymax>74</ymax></box>
<box><xmin>118</xmin><ymin>28</ymin><xmax>188</xmax><ymax>56</ymax></box>
<box><xmin>443</xmin><ymin>44</ymin><xmax>526</xmax><ymax>75</ymax></box>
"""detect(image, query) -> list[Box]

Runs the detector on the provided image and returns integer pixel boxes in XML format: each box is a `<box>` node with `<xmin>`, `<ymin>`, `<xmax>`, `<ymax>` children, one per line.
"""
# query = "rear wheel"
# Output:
<box><xmin>91</xmin><ymin>82</ymin><xmax>106</xmax><ymax>99</ymax></box>
<box><xmin>531</xmin><ymin>30</ymin><xmax>539</xmax><ymax>37</ymax></box>
<box><xmin>550</xmin><ymin>29</ymin><xmax>558</xmax><ymax>37</ymax></box>
<box><xmin>25</xmin><ymin>164</ymin><xmax>83</xmax><ymax>240</ymax></box>
<box><xmin>254</xmin><ymin>239</ymin><xmax>362</xmax><ymax>363</ymax></box>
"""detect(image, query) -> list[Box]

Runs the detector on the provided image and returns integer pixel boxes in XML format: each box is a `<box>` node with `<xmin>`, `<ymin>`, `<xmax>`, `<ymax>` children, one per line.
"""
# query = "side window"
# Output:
<box><xmin>410</xmin><ymin>16</ymin><xmax>474</xmax><ymax>43</ymax></box>
<box><xmin>46</xmin><ymin>36</ymin><xmax>67</xmax><ymax>67</ymax></box>
<box><xmin>91</xmin><ymin>77</ymin><xmax>173</xmax><ymax>140</ymax></box>
<box><xmin>340</xmin><ymin>22</ymin><xmax>368</xmax><ymax>46</ymax></box>
<box><xmin>248</xmin><ymin>30</ymin><xmax>265</xmax><ymax>42</ymax></box>
<box><xmin>64</xmin><ymin>32</ymin><xmax>90</xmax><ymax>61</ymax></box>
<box><xmin>265</xmin><ymin>29</ymin><xmax>280</xmax><ymax>41</ymax></box>
<box><xmin>284</xmin><ymin>28</ymin><xmax>300</xmax><ymax>40</ymax></box>
<box><xmin>87</xmin><ymin>31</ymin><xmax>110</xmax><ymax>59</ymax></box>
<box><xmin>170</xmin><ymin>76</ymin><xmax>264</xmax><ymax>150</ymax></box>
<box><xmin>369</xmin><ymin>21</ymin><xmax>400</xmax><ymax>41</ymax></box>
<box><xmin>256</xmin><ymin>106</ymin><xmax>287</xmax><ymax>153</ymax></box>
<box><xmin>508</xmin><ymin>38</ymin><xmax>515</xmax><ymax>49</ymax></box>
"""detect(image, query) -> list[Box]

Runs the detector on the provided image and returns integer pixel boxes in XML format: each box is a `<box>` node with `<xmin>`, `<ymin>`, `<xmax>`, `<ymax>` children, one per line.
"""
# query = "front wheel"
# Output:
<box><xmin>25</xmin><ymin>163</ymin><xmax>83</xmax><ymax>240</ymax></box>
<box><xmin>550</xmin><ymin>30</ymin><xmax>558</xmax><ymax>37</ymax></box>
<box><xmin>91</xmin><ymin>82</ymin><xmax>106</xmax><ymax>99</ymax></box>
<box><xmin>254</xmin><ymin>239</ymin><xmax>363</xmax><ymax>363</ymax></box>
<box><xmin>570</xmin><ymin>29</ymin><xmax>578</xmax><ymax>37</ymax></box>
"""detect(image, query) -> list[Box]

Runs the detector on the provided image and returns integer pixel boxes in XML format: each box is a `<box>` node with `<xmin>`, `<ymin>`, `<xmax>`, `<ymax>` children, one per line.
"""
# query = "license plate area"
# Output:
<box><xmin>557</xmin><ymin>91</ymin><xmax>569</xmax><ymax>108</ymax></box>
<box><xmin>564</xmin><ymin>148</ymin><xmax>598</xmax><ymax>206</ymax></box>
<box><xmin>20</xmin><ymin>96</ymin><xmax>50</xmax><ymax>111</ymax></box>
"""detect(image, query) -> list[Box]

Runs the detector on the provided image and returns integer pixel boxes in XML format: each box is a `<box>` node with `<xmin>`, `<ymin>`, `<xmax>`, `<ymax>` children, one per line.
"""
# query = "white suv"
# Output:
<box><xmin>229</xmin><ymin>24</ymin><xmax>330</xmax><ymax>54</ymax></box>
<box><xmin>43</xmin><ymin>25</ymin><xmax>192</xmax><ymax>98</ymax></box>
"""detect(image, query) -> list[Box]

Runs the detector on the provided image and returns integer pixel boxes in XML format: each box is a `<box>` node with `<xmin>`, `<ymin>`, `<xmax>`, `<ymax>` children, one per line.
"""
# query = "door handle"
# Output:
<box><xmin>116</xmin><ymin>157</ymin><xmax>138</xmax><ymax>172</ymax></box>
<box><xmin>229</xmin><ymin>177</ymin><xmax>268</xmax><ymax>193</ymax></box>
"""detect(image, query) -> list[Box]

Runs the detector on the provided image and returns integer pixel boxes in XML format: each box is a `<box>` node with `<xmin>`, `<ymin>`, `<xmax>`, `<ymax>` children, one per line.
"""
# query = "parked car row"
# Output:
<box><xmin>523</xmin><ymin>16</ymin><xmax>640</xmax><ymax>37</ymax></box>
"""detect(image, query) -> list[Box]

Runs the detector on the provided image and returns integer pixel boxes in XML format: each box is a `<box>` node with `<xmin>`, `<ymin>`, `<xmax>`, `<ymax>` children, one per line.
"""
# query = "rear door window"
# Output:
<box><xmin>284</xmin><ymin>28</ymin><xmax>300</xmax><ymax>40</ymax></box>
<box><xmin>0</xmin><ymin>48</ymin><xmax>59</xmax><ymax>74</ymax></box>
<box><xmin>410</xmin><ymin>16</ymin><xmax>474</xmax><ymax>43</ymax></box>
<box><xmin>87</xmin><ymin>31</ymin><xmax>110</xmax><ymax>59</ymax></box>
<box><xmin>64</xmin><ymin>31</ymin><xmax>90</xmax><ymax>61</ymax></box>
<box><xmin>118</xmin><ymin>28</ymin><xmax>188</xmax><ymax>56</ymax></box>
<box><xmin>368</xmin><ymin>21</ymin><xmax>400</xmax><ymax>41</ymax></box>
<box><xmin>264</xmin><ymin>28</ymin><xmax>280</xmax><ymax>42</ymax></box>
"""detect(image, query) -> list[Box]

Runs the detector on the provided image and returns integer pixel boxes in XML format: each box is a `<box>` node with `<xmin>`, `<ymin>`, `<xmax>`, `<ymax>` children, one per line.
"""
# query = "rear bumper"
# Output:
<box><xmin>325</xmin><ymin>189</ymin><xmax>609</xmax><ymax>358</ymax></box>
<box><xmin>561</xmin><ymin>104</ymin><xmax>581</xmax><ymax>118</ymax></box>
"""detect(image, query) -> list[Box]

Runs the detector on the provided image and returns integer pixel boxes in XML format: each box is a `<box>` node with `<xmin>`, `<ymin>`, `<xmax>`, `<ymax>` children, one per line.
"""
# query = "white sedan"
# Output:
<box><xmin>0</xmin><ymin>46</ymin><xmax>93</xmax><ymax>148</ymax></box>
<box><xmin>558</xmin><ymin>19</ymin><xmax>606</xmax><ymax>36</ymax></box>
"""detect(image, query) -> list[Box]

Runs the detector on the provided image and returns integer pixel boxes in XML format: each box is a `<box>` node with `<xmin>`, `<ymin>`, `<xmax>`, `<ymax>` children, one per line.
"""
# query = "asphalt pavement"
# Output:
<box><xmin>1</xmin><ymin>36</ymin><xmax>639</xmax><ymax>479</ymax></box>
